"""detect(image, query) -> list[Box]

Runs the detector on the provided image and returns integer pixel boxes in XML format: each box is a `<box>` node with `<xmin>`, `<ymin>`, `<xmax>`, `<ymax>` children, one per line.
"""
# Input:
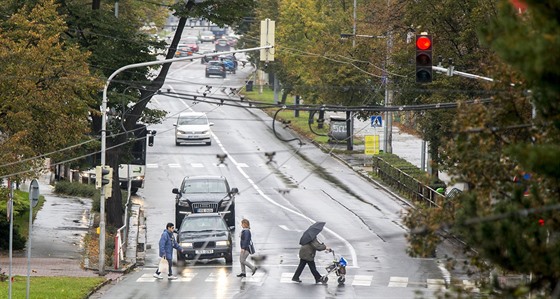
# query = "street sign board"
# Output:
<box><xmin>29</xmin><ymin>179</ymin><xmax>39</xmax><ymax>208</ymax></box>
<box><xmin>365</xmin><ymin>135</ymin><xmax>380</xmax><ymax>155</ymax></box>
<box><xmin>371</xmin><ymin>115</ymin><xmax>382</xmax><ymax>127</ymax></box>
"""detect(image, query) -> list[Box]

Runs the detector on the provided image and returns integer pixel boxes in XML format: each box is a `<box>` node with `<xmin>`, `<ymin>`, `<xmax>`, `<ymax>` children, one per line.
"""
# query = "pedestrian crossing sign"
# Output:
<box><xmin>370</xmin><ymin>115</ymin><xmax>382</xmax><ymax>127</ymax></box>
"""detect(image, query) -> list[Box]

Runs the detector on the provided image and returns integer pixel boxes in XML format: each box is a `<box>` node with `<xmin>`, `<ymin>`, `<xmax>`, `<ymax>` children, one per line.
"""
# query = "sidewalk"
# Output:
<box><xmin>0</xmin><ymin>173</ymin><xmax>131</xmax><ymax>281</ymax></box>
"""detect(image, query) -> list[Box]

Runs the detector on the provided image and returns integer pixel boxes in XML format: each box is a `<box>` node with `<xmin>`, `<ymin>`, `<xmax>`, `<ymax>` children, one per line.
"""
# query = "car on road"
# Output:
<box><xmin>200</xmin><ymin>51</ymin><xmax>218</xmax><ymax>64</ymax></box>
<box><xmin>205</xmin><ymin>60</ymin><xmax>226</xmax><ymax>78</ymax></box>
<box><xmin>174</xmin><ymin>44</ymin><xmax>194</xmax><ymax>60</ymax></box>
<box><xmin>174</xmin><ymin>112</ymin><xmax>213</xmax><ymax>146</ymax></box>
<box><xmin>172</xmin><ymin>175</ymin><xmax>238</xmax><ymax>228</ymax></box>
<box><xmin>219</xmin><ymin>55</ymin><xmax>236</xmax><ymax>74</ymax></box>
<box><xmin>180</xmin><ymin>36</ymin><xmax>200</xmax><ymax>53</ymax></box>
<box><xmin>214</xmin><ymin>38</ymin><xmax>230</xmax><ymax>52</ymax></box>
<box><xmin>176</xmin><ymin>213</ymin><xmax>233</xmax><ymax>264</ymax></box>
<box><xmin>199</xmin><ymin>30</ymin><xmax>215</xmax><ymax>43</ymax></box>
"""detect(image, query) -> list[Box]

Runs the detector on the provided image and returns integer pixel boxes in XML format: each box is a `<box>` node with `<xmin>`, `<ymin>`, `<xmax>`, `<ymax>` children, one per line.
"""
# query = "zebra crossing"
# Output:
<box><xmin>135</xmin><ymin>271</ymin><xmax>477</xmax><ymax>290</ymax></box>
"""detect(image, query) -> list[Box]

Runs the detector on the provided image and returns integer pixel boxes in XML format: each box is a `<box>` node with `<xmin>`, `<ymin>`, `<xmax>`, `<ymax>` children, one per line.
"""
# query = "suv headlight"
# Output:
<box><xmin>180</xmin><ymin>242</ymin><xmax>193</xmax><ymax>248</ymax></box>
<box><xmin>177</xmin><ymin>200</ymin><xmax>190</xmax><ymax>207</ymax></box>
<box><xmin>216</xmin><ymin>240</ymin><xmax>229</xmax><ymax>247</ymax></box>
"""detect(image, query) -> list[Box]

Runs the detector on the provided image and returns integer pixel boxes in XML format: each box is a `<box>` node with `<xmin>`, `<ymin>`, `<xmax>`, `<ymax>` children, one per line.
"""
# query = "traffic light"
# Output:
<box><xmin>415</xmin><ymin>34</ymin><xmax>433</xmax><ymax>83</ymax></box>
<box><xmin>148</xmin><ymin>130</ymin><xmax>156</xmax><ymax>147</ymax></box>
<box><xmin>95</xmin><ymin>165</ymin><xmax>113</xmax><ymax>197</ymax></box>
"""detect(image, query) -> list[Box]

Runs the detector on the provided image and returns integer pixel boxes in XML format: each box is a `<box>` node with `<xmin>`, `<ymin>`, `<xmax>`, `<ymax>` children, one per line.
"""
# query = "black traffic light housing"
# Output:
<box><xmin>415</xmin><ymin>34</ymin><xmax>433</xmax><ymax>83</ymax></box>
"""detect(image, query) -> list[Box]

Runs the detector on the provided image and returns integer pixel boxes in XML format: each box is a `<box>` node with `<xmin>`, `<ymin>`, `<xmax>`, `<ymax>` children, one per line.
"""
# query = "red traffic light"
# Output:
<box><xmin>416</xmin><ymin>36</ymin><xmax>432</xmax><ymax>50</ymax></box>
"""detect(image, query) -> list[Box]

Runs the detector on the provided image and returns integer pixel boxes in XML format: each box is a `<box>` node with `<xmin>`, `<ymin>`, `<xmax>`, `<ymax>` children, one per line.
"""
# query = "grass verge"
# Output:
<box><xmin>0</xmin><ymin>276</ymin><xmax>105</xmax><ymax>299</ymax></box>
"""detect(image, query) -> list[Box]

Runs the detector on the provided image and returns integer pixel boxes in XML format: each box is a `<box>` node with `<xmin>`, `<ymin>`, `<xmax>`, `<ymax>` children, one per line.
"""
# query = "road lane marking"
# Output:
<box><xmin>351</xmin><ymin>275</ymin><xmax>373</xmax><ymax>286</ymax></box>
<box><xmin>388</xmin><ymin>276</ymin><xmax>408</xmax><ymax>287</ymax></box>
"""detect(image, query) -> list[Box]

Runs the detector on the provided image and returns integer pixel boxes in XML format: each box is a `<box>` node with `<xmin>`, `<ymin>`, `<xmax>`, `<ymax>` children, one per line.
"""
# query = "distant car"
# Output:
<box><xmin>176</xmin><ymin>213</ymin><xmax>233</xmax><ymax>264</ymax></box>
<box><xmin>180</xmin><ymin>36</ymin><xmax>200</xmax><ymax>53</ymax></box>
<box><xmin>210</xmin><ymin>25</ymin><xmax>227</xmax><ymax>39</ymax></box>
<box><xmin>214</xmin><ymin>38</ymin><xmax>230</xmax><ymax>52</ymax></box>
<box><xmin>200</xmin><ymin>51</ymin><xmax>218</xmax><ymax>64</ymax></box>
<box><xmin>172</xmin><ymin>175</ymin><xmax>238</xmax><ymax>228</ymax></box>
<box><xmin>219</xmin><ymin>55</ymin><xmax>236</xmax><ymax>74</ymax></box>
<box><xmin>174</xmin><ymin>44</ymin><xmax>194</xmax><ymax>60</ymax></box>
<box><xmin>199</xmin><ymin>30</ymin><xmax>215</xmax><ymax>43</ymax></box>
<box><xmin>205</xmin><ymin>60</ymin><xmax>226</xmax><ymax>78</ymax></box>
<box><xmin>174</xmin><ymin>112</ymin><xmax>213</xmax><ymax>146</ymax></box>
<box><xmin>226</xmin><ymin>36</ymin><xmax>238</xmax><ymax>47</ymax></box>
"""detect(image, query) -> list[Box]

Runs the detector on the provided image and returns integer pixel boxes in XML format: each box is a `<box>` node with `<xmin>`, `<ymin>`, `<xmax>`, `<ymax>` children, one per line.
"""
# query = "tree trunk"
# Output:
<box><xmin>105</xmin><ymin>14</ymin><xmax>192</xmax><ymax>227</ymax></box>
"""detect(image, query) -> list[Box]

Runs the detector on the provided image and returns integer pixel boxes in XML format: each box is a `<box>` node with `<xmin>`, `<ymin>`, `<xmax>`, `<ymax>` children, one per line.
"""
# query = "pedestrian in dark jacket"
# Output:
<box><xmin>153</xmin><ymin>222</ymin><xmax>183</xmax><ymax>280</ymax></box>
<box><xmin>237</xmin><ymin>219</ymin><xmax>258</xmax><ymax>277</ymax></box>
<box><xmin>291</xmin><ymin>237</ymin><xmax>329</xmax><ymax>283</ymax></box>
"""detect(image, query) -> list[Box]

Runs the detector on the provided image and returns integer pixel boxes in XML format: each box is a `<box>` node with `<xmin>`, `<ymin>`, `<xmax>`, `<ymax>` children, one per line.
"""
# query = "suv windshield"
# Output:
<box><xmin>182</xmin><ymin>179</ymin><xmax>227</xmax><ymax>193</ymax></box>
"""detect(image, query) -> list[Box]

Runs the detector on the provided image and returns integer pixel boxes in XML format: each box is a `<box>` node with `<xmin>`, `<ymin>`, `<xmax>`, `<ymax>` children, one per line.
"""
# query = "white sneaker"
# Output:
<box><xmin>168</xmin><ymin>275</ymin><xmax>178</xmax><ymax>280</ymax></box>
<box><xmin>153</xmin><ymin>273</ymin><xmax>163</xmax><ymax>279</ymax></box>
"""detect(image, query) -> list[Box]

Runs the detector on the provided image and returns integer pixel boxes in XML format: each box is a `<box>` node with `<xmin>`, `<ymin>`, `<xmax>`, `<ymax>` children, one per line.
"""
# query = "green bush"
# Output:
<box><xmin>54</xmin><ymin>181</ymin><xmax>98</xmax><ymax>198</ymax></box>
<box><xmin>53</xmin><ymin>181</ymin><xmax>127</xmax><ymax>212</ymax></box>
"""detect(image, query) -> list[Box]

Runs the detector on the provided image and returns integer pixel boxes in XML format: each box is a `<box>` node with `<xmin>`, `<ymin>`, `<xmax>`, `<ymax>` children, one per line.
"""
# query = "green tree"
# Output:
<box><xmin>61</xmin><ymin>0</ymin><xmax>256</xmax><ymax>227</ymax></box>
<box><xmin>0</xmin><ymin>0</ymin><xmax>101</xmax><ymax>180</ymax></box>
<box><xmin>405</xmin><ymin>0</ymin><xmax>560</xmax><ymax>296</ymax></box>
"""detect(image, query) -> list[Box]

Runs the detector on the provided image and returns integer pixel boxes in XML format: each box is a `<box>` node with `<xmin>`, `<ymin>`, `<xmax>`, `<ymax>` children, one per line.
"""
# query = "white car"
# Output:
<box><xmin>199</xmin><ymin>31</ymin><xmax>215</xmax><ymax>43</ymax></box>
<box><xmin>174</xmin><ymin>112</ymin><xmax>213</xmax><ymax>146</ymax></box>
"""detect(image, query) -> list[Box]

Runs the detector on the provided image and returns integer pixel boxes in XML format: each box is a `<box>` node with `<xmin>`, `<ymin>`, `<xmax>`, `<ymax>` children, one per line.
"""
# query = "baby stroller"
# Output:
<box><xmin>319</xmin><ymin>249</ymin><xmax>347</xmax><ymax>285</ymax></box>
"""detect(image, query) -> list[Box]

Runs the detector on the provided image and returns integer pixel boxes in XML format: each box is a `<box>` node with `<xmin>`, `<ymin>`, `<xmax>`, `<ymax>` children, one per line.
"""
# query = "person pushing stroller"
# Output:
<box><xmin>292</xmin><ymin>222</ymin><xmax>330</xmax><ymax>283</ymax></box>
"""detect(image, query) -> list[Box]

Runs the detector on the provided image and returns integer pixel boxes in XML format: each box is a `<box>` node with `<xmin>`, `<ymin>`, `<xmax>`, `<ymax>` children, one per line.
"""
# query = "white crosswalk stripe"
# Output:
<box><xmin>426</xmin><ymin>278</ymin><xmax>446</xmax><ymax>290</ymax></box>
<box><xmin>351</xmin><ymin>275</ymin><xmax>373</xmax><ymax>286</ymax></box>
<box><xmin>388</xmin><ymin>276</ymin><xmax>408</xmax><ymax>287</ymax></box>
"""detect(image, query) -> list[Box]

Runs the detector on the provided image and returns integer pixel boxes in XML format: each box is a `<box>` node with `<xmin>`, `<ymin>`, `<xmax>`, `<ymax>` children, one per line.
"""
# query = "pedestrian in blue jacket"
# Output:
<box><xmin>237</xmin><ymin>219</ymin><xmax>258</xmax><ymax>277</ymax></box>
<box><xmin>153</xmin><ymin>223</ymin><xmax>183</xmax><ymax>280</ymax></box>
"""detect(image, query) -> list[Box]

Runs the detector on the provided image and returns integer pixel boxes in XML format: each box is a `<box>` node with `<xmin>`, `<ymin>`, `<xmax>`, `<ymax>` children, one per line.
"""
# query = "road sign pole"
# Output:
<box><xmin>27</xmin><ymin>179</ymin><xmax>39</xmax><ymax>299</ymax></box>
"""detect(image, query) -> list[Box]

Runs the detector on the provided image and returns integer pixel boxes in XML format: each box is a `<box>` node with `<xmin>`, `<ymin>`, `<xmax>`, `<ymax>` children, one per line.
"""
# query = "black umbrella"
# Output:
<box><xmin>299</xmin><ymin>222</ymin><xmax>326</xmax><ymax>245</ymax></box>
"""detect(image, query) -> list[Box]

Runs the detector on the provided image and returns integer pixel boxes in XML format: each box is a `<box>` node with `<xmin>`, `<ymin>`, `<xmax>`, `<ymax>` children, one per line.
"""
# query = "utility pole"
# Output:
<box><xmin>383</xmin><ymin>30</ymin><xmax>393</xmax><ymax>153</ymax></box>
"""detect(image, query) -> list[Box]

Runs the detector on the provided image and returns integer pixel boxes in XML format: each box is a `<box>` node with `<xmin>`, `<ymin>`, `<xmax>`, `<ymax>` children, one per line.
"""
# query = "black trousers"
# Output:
<box><xmin>292</xmin><ymin>259</ymin><xmax>322</xmax><ymax>281</ymax></box>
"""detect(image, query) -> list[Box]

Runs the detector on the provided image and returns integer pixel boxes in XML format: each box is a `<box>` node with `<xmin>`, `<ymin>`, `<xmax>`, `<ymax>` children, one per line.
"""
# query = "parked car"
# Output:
<box><xmin>174</xmin><ymin>44</ymin><xmax>194</xmax><ymax>60</ymax></box>
<box><xmin>214</xmin><ymin>38</ymin><xmax>230</xmax><ymax>52</ymax></box>
<box><xmin>199</xmin><ymin>30</ymin><xmax>215</xmax><ymax>43</ymax></box>
<box><xmin>176</xmin><ymin>213</ymin><xmax>233</xmax><ymax>264</ymax></box>
<box><xmin>180</xmin><ymin>36</ymin><xmax>200</xmax><ymax>53</ymax></box>
<box><xmin>172</xmin><ymin>175</ymin><xmax>238</xmax><ymax>228</ymax></box>
<box><xmin>205</xmin><ymin>60</ymin><xmax>226</xmax><ymax>78</ymax></box>
<box><xmin>173</xmin><ymin>112</ymin><xmax>213</xmax><ymax>146</ymax></box>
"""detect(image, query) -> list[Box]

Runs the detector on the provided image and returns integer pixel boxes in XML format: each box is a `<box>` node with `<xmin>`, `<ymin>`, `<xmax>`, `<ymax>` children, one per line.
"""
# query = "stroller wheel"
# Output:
<box><xmin>338</xmin><ymin>276</ymin><xmax>345</xmax><ymax>285</ymax></box>
<box><xmin>320</xmin><ymin>276</ymin><xmax>328</xmax><ymax>284</ymax></box>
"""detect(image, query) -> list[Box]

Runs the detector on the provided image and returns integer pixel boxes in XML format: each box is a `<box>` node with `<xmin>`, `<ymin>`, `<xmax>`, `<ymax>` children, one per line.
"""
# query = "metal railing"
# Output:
<box><xmin>372</xmin><ymin>157</ymin><xmax>443</xmax><ymax>208</ymax></box>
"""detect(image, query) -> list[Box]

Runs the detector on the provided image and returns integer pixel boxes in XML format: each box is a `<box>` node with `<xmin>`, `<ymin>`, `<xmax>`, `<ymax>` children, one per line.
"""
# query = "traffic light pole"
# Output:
<box><xmin>432</xmin><ymin>65</ymin><xmax>495</xmax><ymax>82</ymax></box>
<box><xmin>98</xmin><ymin>45</ymin><xmax>272</xmax><ymax>276</ymax></box>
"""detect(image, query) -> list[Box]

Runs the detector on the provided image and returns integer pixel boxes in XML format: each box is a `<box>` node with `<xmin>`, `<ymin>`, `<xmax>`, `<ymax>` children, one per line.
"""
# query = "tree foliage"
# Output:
<box><xmin>0</xmin><ymin>0</ymin><xmax>101</xmax><ymax>180</ymax></box>
<box><xmin>404</xmin><ymin>0</ymin><xmax>560</xmax><ymax>296</ymax></box>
